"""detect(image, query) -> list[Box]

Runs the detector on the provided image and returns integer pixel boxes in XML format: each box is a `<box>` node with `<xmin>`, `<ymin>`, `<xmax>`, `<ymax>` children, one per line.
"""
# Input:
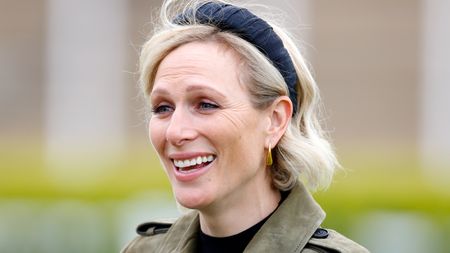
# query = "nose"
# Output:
<box><xmin>165</xmin><ymin>107</ymin><xmax>197</xmax><ymax>146</ymax></box>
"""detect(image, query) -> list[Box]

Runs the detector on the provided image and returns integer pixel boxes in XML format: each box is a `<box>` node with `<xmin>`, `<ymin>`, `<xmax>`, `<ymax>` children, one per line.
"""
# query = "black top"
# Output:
<box><xmin>197</xmin><ymin>191</ymin><xmax>288</xmax><ymax>253</ymax></box>
<box><xmin>197</xmin><ymin>214</ymin><xmax>271</xmax><ymax>253</ymax></box>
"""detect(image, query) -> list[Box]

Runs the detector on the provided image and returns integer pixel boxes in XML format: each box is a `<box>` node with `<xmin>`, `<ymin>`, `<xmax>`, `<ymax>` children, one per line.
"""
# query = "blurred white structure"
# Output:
<box><xmin>420</xmin><ymin>0</ymin><xmax>450</xmax><ymax>185</ymax></box>
<box><xmin>44</xmin><ymin>0</ymin><xmax>128</xmax><ymax>185</ymax></box>
<box><xmin>352</xmin><ymin>212</ymin><xmax>443</xmax><ymax>253</ymax></box>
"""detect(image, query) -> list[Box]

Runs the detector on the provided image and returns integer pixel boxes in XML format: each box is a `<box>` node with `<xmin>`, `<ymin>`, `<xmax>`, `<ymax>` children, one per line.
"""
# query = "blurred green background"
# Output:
<box><xmin>1</xmin><ymin>0</ymin><xmax>449</xmax><ymax>252</ymax></box>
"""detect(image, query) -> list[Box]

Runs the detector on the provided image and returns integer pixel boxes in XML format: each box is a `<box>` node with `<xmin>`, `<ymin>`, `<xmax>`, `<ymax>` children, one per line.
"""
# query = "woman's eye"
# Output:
<box><xmin>151</xmin><ymin>105</ymin><xmax>174</xmax><ymax>114</ymax></box>
<box><xmin>198</xmin><ymin>102</ymin><xmax>219</xmax><ymax>110</ymax></box>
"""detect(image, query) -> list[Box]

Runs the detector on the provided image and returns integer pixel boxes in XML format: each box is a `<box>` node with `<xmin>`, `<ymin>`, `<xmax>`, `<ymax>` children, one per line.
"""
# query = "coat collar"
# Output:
<box><xmin>157</xmin><ymin>182</ymin><xmax>325</xmax><ymax>253</ymax></box>
<box><xmin>244</xmin><ymin>182</ymin><xmax>325</xmax><ymax>252</ymax></box>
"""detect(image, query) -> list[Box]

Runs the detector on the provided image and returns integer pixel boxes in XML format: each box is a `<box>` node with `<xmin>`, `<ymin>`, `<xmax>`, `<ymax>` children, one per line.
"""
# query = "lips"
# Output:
<box><xmin>173</xmin><ymin>155</ymin><xmax>215</xmax><ymax>171</ymax></box>
<box><xmin>170</xmin><ymin>154</ymin><xmax>216</xmax><ymax>181</ymax></box>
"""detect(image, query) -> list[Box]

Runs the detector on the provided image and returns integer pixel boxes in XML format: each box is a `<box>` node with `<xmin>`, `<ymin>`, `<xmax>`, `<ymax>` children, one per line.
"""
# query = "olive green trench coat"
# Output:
<box><xmin>121</xmin><ymin>182</ymin><xmax>369</xmax><ymax>253</ymax></box>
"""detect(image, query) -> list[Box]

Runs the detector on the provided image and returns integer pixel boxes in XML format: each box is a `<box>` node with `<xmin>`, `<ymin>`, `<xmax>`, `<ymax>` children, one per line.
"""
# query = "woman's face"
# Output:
<box><xmin>149</xmin><ymin>40</ymin><xmax>271</xmax><ymax>211</ymax></box>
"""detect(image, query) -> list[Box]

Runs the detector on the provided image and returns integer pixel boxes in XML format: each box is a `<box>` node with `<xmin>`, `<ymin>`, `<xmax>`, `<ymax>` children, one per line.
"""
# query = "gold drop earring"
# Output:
<box><xmin>266</xmin><ymin>144</ymin><xmax>273</xmax><ymax>166</ymax></box>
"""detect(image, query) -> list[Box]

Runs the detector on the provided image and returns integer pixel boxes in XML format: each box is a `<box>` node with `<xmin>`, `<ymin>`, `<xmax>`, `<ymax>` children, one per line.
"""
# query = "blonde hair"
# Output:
<box><xmin>140</xmin><ymin>0</ymin><xmax>339</xmax><ymax>191</ymax></box>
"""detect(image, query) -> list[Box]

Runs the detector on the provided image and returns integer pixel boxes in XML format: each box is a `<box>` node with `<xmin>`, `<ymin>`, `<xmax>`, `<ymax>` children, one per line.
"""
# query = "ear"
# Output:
<box><xmin>265</xmin><ymin>96</ymin><xmax>293</xmax><ymax>147</ymax></box>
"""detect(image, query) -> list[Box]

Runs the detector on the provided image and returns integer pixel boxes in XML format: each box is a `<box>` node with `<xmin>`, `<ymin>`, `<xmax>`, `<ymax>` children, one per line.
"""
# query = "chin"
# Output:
<box><xmin>173</xmin><ymin>186</ymin><xmax>213</xmax><ymax>210</ymax></box>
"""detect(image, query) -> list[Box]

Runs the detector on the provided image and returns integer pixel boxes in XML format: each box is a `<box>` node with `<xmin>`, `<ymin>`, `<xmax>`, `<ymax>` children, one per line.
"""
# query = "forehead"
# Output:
<box><xmin>153</xmin><ymin>40</ymin><xmax>246</xmax><ymax>93</ymax></box>
<box><xmin>157</xmin><ymin>40</ymin><xmax>240</xmax><ymax>75</ymax></box>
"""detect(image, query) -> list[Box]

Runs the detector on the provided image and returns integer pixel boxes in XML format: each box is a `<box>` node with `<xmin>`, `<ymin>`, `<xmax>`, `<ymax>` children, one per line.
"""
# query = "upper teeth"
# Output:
<box><xmin>174</xmin><ymin>155</ymin><xmax>214</xmax><ymax>168</ymax></box>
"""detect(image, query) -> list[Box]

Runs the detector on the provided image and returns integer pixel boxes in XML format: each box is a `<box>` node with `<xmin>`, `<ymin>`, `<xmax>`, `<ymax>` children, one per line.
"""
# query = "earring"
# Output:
<box><xmin>266</xmin><ymin>144</ymin><xmax>273</xmax><ymax>166</ymax></box>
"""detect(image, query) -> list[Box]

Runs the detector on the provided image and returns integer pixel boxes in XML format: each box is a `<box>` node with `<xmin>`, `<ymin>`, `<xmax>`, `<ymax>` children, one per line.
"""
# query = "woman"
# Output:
<box><xmin>122</xmin><ymin>0</ymin><xmax>369</xmax><ymax>252</ymax></box>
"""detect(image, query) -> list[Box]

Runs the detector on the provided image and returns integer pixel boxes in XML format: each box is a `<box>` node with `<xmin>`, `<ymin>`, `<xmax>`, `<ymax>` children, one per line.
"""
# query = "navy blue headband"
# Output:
<box><xmin>174</xmin><ymin>2</ymin><xmax>299</xmax><ymax>114</ymax></box>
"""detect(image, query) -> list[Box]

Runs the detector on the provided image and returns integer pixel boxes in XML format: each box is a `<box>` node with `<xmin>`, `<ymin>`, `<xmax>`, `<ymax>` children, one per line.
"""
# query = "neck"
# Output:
<box><xmin>198</xmin><ymin>177</ymin><xmax>281</xmax><ymax>237</ymax></box>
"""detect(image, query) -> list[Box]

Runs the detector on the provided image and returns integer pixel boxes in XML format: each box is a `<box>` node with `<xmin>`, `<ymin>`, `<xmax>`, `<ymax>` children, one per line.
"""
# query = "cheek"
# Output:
<box><xmin>213</xmin><ymin>111</ymin><xmax>249</xmax><ymax>138</ymax></box>
<box><xmin>148</xmin><ymin>119</ymin><xmax>165</xmax><ymax>154</ymax></box>
<box><xmin>215</xmin><ymin>113</ymin><xmax>265</xmax><ymax>156</ymax></box>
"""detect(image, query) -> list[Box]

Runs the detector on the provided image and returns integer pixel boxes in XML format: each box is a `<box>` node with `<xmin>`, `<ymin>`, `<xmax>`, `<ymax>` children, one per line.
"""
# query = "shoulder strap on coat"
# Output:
<box><xmin>136</xmin><ymin>219</ymin><xmax>176</xmax><ymax>237</ymax></box>
<box><xmin>305</xmin><ymin>228</ymin><xmax>370</xmax><ymax>253</ymax></box>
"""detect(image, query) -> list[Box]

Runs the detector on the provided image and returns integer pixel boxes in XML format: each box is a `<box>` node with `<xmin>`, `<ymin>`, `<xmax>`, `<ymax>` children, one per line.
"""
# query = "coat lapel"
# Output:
<box><xmin>157</xmin><ymin>211</ymin><xmax>199</xmax><ymax>253</ymax></box>
<box><xmin>244</xmin><ymin>182</ymin><xmax>325</xmax><ymax>253</ymax></box>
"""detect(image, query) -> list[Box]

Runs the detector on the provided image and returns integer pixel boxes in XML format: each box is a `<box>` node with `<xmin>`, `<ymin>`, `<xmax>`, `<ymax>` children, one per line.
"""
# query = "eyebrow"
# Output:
<box><xmin>185</xmin><ymin>85</ymin><xmax>226</xmax><ymax>99</ymax></box>
<box><xmin>150</xmin><ymin>87</ymin><xmax>170</xmax><ymax>98</ymax></box>
<box><xmin>151</xmin><ymin>84</ymin><xmax>227</xmax><ymax>99</ymax></box>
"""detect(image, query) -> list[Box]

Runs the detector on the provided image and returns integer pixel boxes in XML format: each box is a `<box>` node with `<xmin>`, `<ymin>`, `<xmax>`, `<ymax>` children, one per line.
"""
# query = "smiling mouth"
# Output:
<box><xmin>173</xmin><ymin>155</ymin><xmax>216</xmax><ymax>172</ymax></box>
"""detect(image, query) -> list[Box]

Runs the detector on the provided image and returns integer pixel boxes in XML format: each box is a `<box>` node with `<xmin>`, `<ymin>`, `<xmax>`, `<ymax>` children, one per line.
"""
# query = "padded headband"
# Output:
<box><xmin>174</xmin><ymin>2</ymin><xmax>299</xmax><ymax>114</ymax></box>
